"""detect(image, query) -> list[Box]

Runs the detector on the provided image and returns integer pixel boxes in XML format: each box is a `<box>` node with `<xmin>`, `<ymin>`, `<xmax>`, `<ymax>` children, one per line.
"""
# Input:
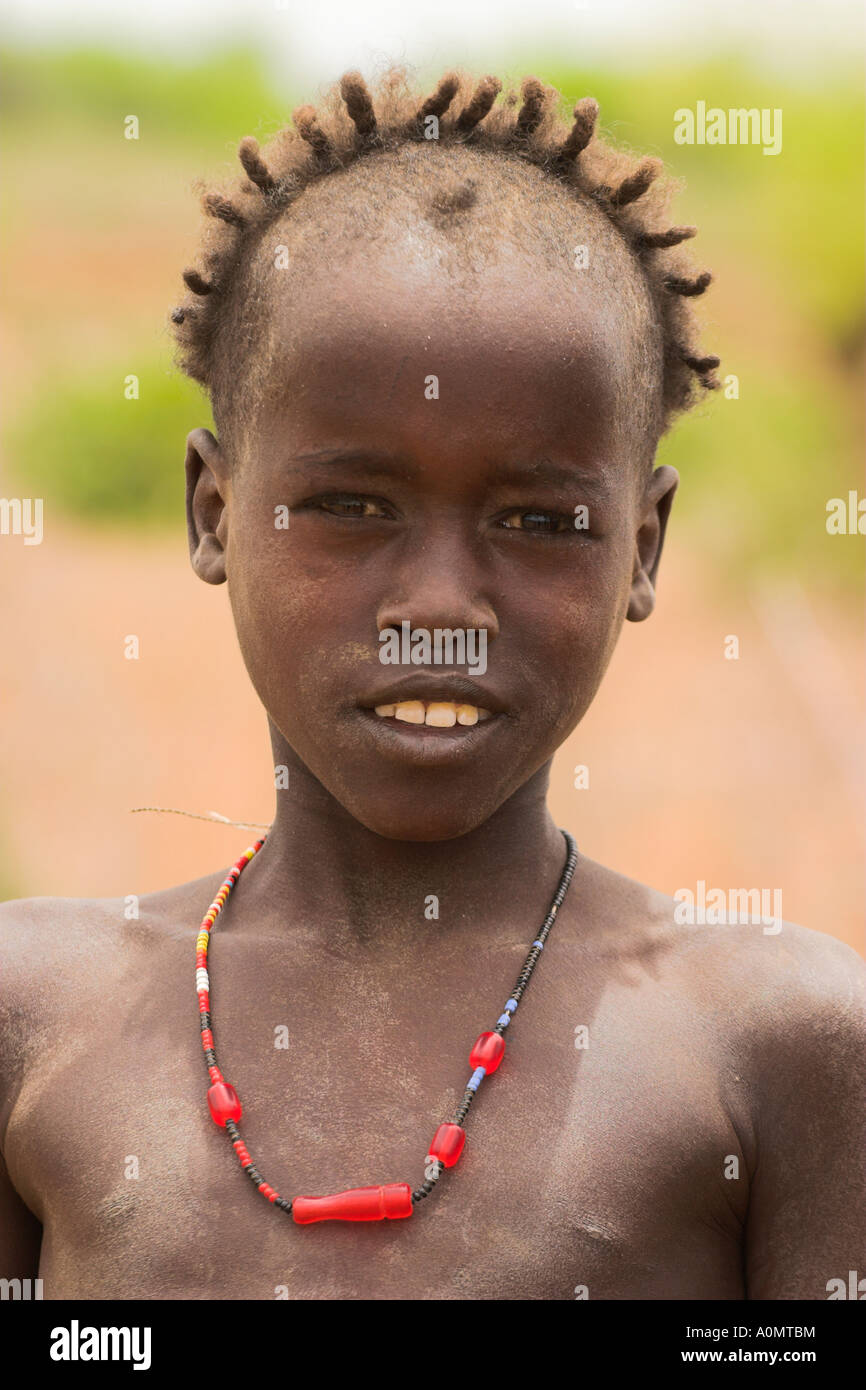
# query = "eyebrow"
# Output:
<box><xmin>287</xmin><ymin>448</ymin><xmax>614</xmax><ymax>496</ymax></box>
<box><xmin>486</xmin><ymin>459</ymin><xmax>613</xmax><ymax>496</ymax></box>
<box><xmin>286</xmin><ymin>449</ymin><xmax>411</xmax><ymax>477</ymax></box>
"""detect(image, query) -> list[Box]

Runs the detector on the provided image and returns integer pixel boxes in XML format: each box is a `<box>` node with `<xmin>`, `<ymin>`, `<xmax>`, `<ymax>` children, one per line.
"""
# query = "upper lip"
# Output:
<box><xmin>356</xmin><ymin>673</ymin><xmax>509</xmax><ymax>716</ymax></box>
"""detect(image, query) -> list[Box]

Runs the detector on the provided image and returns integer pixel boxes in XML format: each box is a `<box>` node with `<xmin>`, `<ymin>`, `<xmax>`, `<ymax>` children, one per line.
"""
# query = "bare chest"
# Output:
<box><xmin>9</xmin><ymin>934</ymin><xmax>748</xmax><ymax>1300</ymax></box>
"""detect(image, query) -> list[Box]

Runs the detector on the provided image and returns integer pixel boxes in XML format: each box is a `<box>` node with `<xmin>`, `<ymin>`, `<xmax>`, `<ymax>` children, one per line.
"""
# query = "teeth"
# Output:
<box><xmin>373</xmin><ymin>699</ymin><xmax>493</xmax><ymax>725</ymax></box>
<box><xmin>426</xmin><ymin>703</ymin><xmax>456</xmax><ymax>727</ymax></box>
<box><xmin>393</xmin><ymin>700</ymin><xmax>426</xmax><ymax>724</ymax></box>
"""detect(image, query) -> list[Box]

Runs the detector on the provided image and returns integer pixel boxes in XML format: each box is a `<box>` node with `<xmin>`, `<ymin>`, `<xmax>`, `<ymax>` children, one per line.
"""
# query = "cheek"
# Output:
<box><xmin>227</xmin><ymin>493</ymin><xmax>367</xmax><ymax>633</ymax></box>
<box><xmin>224</xmin><ymin>522</ymin><xmax>317</xmax><ymax>708</ymax></box>
<box><xmin>225</xmin><ymin>520</ymin><xmax>375</xmax><ymax>743</ymax></box>
<box><xmin>509</xmin><ymin>541</ymin><xmax>632</xmax><ymax>728</ymax></box>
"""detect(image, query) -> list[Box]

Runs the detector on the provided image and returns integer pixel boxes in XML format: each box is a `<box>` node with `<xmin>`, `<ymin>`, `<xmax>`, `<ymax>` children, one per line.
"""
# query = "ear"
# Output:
<box><xmin>626</xmin><ymin>465</ymin><xmax>678</xmax><ymax>623</ymax></box>
<box><xmin>185</xmin><ymin>428</ymin><xmax>230</xmax><ymax>585</ymax></box>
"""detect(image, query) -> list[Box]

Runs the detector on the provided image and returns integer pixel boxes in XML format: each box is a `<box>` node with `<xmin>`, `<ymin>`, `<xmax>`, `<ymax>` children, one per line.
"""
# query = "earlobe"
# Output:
<box><xmin>627</xmin><ymin>572</ymin><xmax>656</xmax><ymax>623</ymax></box>
<box><xmin>185</xmin><ymin>428</ymin><xmax>229</xmax><ymax>585</ymax></box>
<box><xmin>625</xmin><ymin>464</ymin><xmax>678</xmax><ymax>624</ymax></box>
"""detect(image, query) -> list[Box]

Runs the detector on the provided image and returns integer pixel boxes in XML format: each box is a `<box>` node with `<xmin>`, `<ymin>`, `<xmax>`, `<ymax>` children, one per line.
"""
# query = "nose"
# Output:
<box><xmin>375</xmin><ymin>527</ymin><xmax>499</xmax><ymax>644</ymax></box>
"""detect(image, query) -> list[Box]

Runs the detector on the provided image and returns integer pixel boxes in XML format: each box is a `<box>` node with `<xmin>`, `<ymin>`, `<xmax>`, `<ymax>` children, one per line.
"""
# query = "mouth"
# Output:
<box><xmin>371</xmin><ymin>698</ymin><xmax>493</xmax><ymax>729</ymax></box>
<box><xmin>355</xmin><ymin>679</ymin><xmax>509</xmax><ymax>759</ymax></box>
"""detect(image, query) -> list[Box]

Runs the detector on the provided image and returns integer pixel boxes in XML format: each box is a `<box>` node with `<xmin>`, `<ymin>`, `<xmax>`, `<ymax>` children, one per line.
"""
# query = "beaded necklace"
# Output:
<box><xmin>196</xmin><ymin>829</ymin><xmax>578</xmax><ymax>1224</ymax></box>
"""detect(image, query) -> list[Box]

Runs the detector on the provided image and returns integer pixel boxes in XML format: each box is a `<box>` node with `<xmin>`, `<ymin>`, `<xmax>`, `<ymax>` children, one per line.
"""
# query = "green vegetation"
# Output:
<box><xmin>6</xmin><ymin>364</ymin><xmax>211</xmax><ymax>526</ymax></box>
<box><xmin>0</xmin><ymin>45</ymin><xmax>287</xmax><ymax>144</ymax></box>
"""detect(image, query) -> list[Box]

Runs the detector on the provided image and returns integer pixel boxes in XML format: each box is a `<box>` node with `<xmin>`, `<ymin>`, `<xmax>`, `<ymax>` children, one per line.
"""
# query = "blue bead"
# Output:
<box><xmin>532</xmin><ymin>939</ymin><xmax>544</xmax><ymax>950</ymax></box>
<box><xmin>504</xmin><ymin>999</ymin><xmax>518</xmax><ymax>1013</ymax></box>
<box><xmin>467</xmin><ymin>1066</ymin><xmax>486</xmax><ymax>1092</ymax></box>
<box><xmin>497</xmin><ymin>1013</ymin><xmax>511</xmax><ymax>1027</ymax></box>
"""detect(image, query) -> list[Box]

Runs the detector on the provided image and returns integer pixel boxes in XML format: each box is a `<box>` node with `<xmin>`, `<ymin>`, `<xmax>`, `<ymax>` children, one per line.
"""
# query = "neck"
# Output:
<box><xmin>226</xmin><ymin>722</ymin><xmax>570</xmax><ymax>954</ymax></box>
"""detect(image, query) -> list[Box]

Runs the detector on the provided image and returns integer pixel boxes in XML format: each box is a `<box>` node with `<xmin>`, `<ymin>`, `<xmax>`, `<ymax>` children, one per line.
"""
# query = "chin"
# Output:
<box><xmin>336</xmin><ymin>791</ymin><xmax>501</xmax><ymax>843</ymax></box>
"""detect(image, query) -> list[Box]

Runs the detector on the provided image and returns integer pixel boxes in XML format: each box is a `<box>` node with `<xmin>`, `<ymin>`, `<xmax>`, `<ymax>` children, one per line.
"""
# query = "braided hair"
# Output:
<box><xmin>171</xmin><ymin>68</ymin><xmax>719</xmax><ymax>461</ymax></box>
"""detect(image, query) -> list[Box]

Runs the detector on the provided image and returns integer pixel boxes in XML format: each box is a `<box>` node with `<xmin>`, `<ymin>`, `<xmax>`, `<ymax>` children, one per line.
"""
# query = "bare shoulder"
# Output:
<box><xmin>0</xmin><ymin>872</ymin><xmax>225</xmax><ymax>1080</ymax></box>
<box><xmin>715</xmin><ymin>916</ymin><xmax>866</xmax><ymax>1092</ymax></box>
<box><xmin>673</xmin><ymin>910</ymin><xmax>866</xmax><ymax>1042</ymax></box>
<box><xmin>0</xmin><ymin>894</ymin><xmax>118</xmax><ymax>1022</ymax></box>
<box><xmin>567</xmin><ymin>853</ymin><xmax>866</xmax><ymax>1080</ymax></box>
<box><xmin>0</xmin><ymin>868</ymin><xmax>227</xmax><ymax>965</ymax></box>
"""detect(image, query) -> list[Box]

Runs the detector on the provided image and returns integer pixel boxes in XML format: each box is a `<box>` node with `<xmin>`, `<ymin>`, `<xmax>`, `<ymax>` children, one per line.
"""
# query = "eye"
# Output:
<box><xmin>498</xmin><ymin>509</ymin><xmax>573</xmax><ymax>534</ymax></box>
<box><xmin>303</xmin><ymin>493</ymin><xmax>395</xmax><ymax>519</ymax></box>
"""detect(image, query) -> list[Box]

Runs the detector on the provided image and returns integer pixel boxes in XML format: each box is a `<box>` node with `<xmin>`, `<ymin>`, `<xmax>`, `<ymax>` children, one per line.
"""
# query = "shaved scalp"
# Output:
<box><xmin>171</xmin><ymin>67</ymin><xmax>719</xmax><ymax>468</ymax></box>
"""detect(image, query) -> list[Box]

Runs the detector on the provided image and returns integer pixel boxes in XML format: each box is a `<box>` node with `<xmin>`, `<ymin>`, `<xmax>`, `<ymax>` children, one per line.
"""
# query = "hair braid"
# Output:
<box><xmin>610</xmin><ymin>157</ymin><xmax>662</xmax><ymax>208</ymax></box>
<box><xmin>637</xmin><ymin>225</ymin><xmax>697</xmax><ymax>250</ymax></box>
<box><xmin>455</xmin><ymin>75</ymin><xmax>502</xmax><ymax>133</ymax></box>
<box><xmin>201</xmin><ymin>192</ymin><xmax>247</xmax><ymax>229</ymax></box>
<box><xmin>514</xmin><ymin>76</ymin><xmax>549</xmax><ymax>136</ymax></box>
<box><xmin>238</xmin><ymin>136</ymin><xmax>278</xmax><ymax>193</ymax></box>
<box><xmin>181</xmin><ymin>267</ymin><xmax>214</xmax><ymax>296</ymax></box>
<box><xmin>340</xmin><ymin>71</ymin><xmax>378</xmax><ymax>139</ymax></box>
<box><xmin>665</xmin><ymin>271</ymin><xmax>713</xmax><ymax>297</ymax></box>
<box><xmin>415</xmin><ymin>72</ymin><xmax>460</xmax><ymax>126</ymax></box>
<box><xmin>557</xmin><ymin>98</ymin><xmax>599</xmax><ymax>163</ymax></box>
<box><xmin>291</xmin><ymin>104</ymin><xmax>334</xmax><ymax>163</ymax></box>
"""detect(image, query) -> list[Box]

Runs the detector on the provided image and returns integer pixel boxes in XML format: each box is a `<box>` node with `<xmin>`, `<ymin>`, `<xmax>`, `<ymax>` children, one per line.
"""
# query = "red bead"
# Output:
<box><xmin>469</xmin><ymin>1031</ymin><xmax>505</xmax><ymax>1073</ymax></box>
<box><xmin>207</xmin><ymin>1080</ymin><xmax>242</xmax><ymax>1126</ymax></box>
<box><xmin>292</xmin><ymin>1183</ymin><xmax>413</xmax><ymax>1224</ymax></box>
<box><xmin>428</xmin><ymin>1122</ymin><xmax>466</xmax><ymax>1168</ymax></box>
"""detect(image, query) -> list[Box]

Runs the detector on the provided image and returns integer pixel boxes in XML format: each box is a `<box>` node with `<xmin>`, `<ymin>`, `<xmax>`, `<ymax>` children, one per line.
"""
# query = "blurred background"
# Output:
<box><xmin>0</xmin><ymin>0</ymin><xmax>863</xmax><ymax>951</ymax></box>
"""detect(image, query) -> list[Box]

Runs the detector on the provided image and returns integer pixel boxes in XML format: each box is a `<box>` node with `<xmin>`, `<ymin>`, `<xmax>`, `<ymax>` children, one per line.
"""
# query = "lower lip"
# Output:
<box><xmin>355</xmin><ymin>708</ymin><xmax>503</xmax><ymax>762</ymax></box>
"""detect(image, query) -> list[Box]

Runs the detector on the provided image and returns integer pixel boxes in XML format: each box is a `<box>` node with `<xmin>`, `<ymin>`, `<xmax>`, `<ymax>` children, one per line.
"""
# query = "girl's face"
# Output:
<box><xmin>187</xmin><ymin>236</ymin><xmax>676</xmax><ymax>841</ymax></box>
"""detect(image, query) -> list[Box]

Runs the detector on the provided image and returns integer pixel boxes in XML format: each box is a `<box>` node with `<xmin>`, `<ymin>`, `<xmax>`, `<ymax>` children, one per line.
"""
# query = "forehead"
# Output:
<box><xmin>244</xmin><ymin>148</ymin><xmax>659</xmax><ymax>466</ymax></box>
<box><xmin>266</xmin><ymin>251</ymin><xmax>615</xmax><ymax>457</ymax></box>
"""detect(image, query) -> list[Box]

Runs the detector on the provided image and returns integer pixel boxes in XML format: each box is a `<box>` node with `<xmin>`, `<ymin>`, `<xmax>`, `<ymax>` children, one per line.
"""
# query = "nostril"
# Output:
<box><xmin>375</xmin><ymin>597</ymin><xmax>499</xmax><ymax>643</ymax></box>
